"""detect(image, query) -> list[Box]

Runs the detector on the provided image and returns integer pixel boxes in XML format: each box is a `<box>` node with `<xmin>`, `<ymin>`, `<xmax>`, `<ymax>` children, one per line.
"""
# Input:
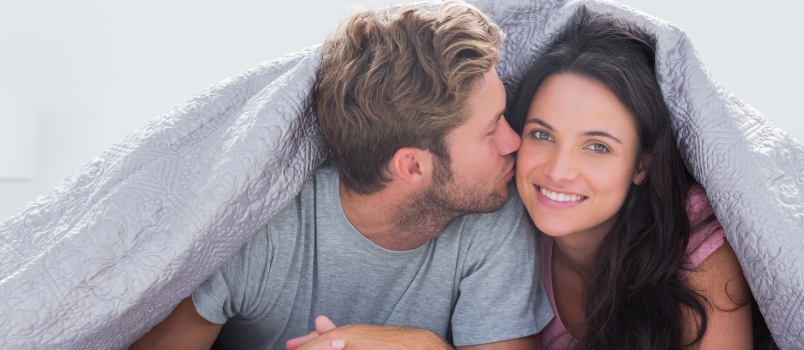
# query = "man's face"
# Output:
<box><xmin>423</xmin><ymin>68</ymin><xmax>522</xmax><ymax>214</ymax></box>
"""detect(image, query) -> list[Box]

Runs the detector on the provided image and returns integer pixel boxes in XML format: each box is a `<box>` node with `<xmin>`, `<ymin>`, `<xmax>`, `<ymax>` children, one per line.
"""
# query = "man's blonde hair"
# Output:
<box><xmin>315</xmin><ymin>0</ymin><xmax>503</xmax><ymax>195</ymax></box>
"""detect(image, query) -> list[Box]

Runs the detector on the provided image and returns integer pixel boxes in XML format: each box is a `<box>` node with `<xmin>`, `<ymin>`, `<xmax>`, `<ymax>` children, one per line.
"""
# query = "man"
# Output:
<box><xmin>131</xmin><ymin>1</ymin><xmax>552</xmax><ymax>349</ymax></box>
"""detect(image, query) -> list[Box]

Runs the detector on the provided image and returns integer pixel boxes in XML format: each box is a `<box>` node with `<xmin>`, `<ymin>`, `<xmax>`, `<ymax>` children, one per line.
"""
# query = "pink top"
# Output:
<box><xmin>538</xmin><ymin>185</ymin><xmax>725</xmax><ymax>349</ymax></box>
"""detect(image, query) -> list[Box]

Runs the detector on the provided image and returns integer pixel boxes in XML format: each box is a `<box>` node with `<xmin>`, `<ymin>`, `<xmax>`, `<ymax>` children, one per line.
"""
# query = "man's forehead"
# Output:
<box><xmin>459</xmin><ymin>68</ymin><xmax>506</xmax><ymax>129</ymax></box>
<box><xmin>473</xmin><ymin>68</ymin><xmax>504</xmax><ymax>107</ymax></box>
<box><xmin>471</xmin><ymin>66</ymin><xmax>501</xmax><ymax>95</ymax></box>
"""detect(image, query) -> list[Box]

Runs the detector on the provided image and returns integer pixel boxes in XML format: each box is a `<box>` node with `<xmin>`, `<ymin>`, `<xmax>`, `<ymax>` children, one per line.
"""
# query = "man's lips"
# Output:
<box><xmin>504</xmin><ymin>163</ymin><xmax>515</xmax><ymax>180</ymax></box>
<box><xmin>502</xmin><ymin>159</ymin><xmax>515</xmax><ymax>181</ymax></box>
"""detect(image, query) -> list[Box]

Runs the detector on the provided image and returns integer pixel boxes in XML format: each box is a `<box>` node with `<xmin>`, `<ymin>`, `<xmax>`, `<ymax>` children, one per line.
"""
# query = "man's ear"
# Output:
<box><xmin>633</xmin><ymin>153</ymin><xmax>650</xmax><ymax>185</ymax></box>
<box><xmin>389</xmin><ymin>147</ymin><xmax>432</xmax><ymax>188</ymax></box>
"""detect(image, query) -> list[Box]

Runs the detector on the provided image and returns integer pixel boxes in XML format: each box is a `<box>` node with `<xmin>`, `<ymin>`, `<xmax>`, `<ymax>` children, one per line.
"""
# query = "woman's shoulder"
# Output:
<box><xmin>682</xmin><ymin>185</ymin><xmax>753</xmax><ymax>348</ymax></box>
<box><xmin>683</xmin><ymin>239</ymin><xmax>753</xmax><ymax>348</ymax></box>
<box><xmin>681</xmin><ymin>184</ymin><xmax>725</xmax><ymax>277</ymax></box>
<box><xmin>685</xmin><ymin>183</ymin><xmax>716</xmax><ymax>225</ymax></box>
<box><xmin>683</xmin><ymin>184</ymin><xmax>746</xmax><ymax>302</ymax></box>
<box><xmin>685</xmin><ymin>232</ymin><xmax>745</xmax><ymax>297</ymax></box>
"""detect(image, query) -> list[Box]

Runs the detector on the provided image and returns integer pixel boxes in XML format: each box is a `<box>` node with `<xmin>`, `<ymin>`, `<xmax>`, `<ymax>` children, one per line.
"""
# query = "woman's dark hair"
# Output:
<box><xmin>508</xmin><ymin>10</ymin><xmax>710</xmax><ymax>349</ymax></box>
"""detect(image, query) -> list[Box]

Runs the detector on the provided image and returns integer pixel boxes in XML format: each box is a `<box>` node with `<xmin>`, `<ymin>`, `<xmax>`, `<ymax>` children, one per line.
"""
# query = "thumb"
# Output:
<box><xmin>315</xmin><ymin>315</ymin><xmax>338</xmax><ymax>334</ymax></box>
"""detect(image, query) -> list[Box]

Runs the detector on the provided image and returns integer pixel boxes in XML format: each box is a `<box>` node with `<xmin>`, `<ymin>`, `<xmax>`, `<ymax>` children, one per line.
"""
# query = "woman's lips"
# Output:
<box><xmin>535</xmin><ymin>185</ymin><xmax>587</xmax><ymax>209</ymax></box>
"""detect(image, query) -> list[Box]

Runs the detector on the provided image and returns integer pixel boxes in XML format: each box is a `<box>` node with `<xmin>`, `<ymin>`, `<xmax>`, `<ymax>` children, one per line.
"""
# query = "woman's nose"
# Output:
<box><xmin>544</xmin><ymin>148</ymin><xmax>579</xmax><ymax>184</ymax></box>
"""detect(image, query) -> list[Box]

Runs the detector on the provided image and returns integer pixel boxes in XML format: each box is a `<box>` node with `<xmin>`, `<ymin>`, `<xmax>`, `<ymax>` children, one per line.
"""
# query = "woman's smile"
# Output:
<box><xmin>536</xmin><ymin>185</ymin><xmax>587</xmax><ymax>208</ymax></box>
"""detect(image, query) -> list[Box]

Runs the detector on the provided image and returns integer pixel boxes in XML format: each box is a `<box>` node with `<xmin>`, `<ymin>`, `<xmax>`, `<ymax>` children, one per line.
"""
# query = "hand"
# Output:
<box><xmin>286</xmin><ymin>316</ymin><xmax>452</xmax><ymax>350</ymax></box>
<box><xmin>286</xmin><ymin>316</ymin><xmax>345</xmax><ymax>350</ymax></box>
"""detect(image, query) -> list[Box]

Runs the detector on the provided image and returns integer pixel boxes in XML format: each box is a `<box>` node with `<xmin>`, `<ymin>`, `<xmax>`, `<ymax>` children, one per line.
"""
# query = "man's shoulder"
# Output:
<box><xmin>265</xmin><ymin>160</ymin><xmax>340</xmax><ymax>235</ymax></box>
<box><xmin>299</xmin><ymin>159</ymin><xmax>338</xmax><ymax>192</ymax></box>
<box><xmin>283</xmin><ymin>160</ymin><xmax>338</xmax><ymax>206</ymax></box>
<box><xmin>312</xmin><ymin>159</ymin><xmax>339</xmax><ymax>178</ymax></box>
<box><xmin>232</xmin><ymin>164</ymin><xmax>341</xmax><ymax>273</ymax></box>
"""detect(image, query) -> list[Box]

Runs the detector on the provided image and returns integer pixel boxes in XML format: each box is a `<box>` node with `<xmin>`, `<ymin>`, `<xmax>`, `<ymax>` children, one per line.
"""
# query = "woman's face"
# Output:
<box><xmin>516</xmin><ymin>73</ymin><xmax>647</xmax><ymax>239</ymax></box>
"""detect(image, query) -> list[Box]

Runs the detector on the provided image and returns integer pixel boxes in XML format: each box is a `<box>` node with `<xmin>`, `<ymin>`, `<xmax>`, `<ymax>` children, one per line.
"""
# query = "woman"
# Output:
<box><xmin>508</xmin><ymin>11</ymin><xmax>753</xmax><ymax>349</ymax></box>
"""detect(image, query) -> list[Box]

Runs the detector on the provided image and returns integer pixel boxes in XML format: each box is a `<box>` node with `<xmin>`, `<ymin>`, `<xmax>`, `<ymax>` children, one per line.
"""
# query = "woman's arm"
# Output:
<box><xmin>683</xmin><ymin>240</ymin><xmax>753</xmax><ymax>349</ymax></box>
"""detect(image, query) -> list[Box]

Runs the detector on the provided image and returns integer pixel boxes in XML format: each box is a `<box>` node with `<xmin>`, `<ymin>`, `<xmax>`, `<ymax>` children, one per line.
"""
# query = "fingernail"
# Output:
<box><xmin>332</xmin><ymin>339</ymin><xmax>345</xmax><ymax>348</ymax></box>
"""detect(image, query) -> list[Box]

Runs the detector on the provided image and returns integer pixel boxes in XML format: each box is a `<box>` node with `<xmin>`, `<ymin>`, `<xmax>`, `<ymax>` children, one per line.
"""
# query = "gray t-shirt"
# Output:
<box><xmin>192</xmin><ymin>162</ymin><xmax>553</xmax><ymax>349</ymax></box>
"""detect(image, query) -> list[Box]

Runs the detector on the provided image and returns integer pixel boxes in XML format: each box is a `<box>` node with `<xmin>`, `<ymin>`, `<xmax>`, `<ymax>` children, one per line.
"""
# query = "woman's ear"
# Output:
<box><xmin>633</xmin><ymin>153</ymin><xmax>650</xmax><ymax>185</ymax></box>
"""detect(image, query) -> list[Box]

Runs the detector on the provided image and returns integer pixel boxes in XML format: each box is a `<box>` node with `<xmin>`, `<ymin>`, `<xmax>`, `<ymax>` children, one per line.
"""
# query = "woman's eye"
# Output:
<box><xmin>533</xmin><ymin>130</ymin><xmax>553</xmax><ymax>141</ymax></box>
<box><xmin>588</xmin><ymin>143</ymin><xmax>609</xmax><ymax>153</ymax></box>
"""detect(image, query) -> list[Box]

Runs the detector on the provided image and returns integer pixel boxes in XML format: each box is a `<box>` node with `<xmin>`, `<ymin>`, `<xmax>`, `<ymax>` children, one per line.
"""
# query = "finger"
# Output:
<box><xmin>296</xmin><ymin>339</ymin><xmax>346</xmax><ymax>350</ymax></box>
<box><xmin>315</xmin><ymin>315</ymin><xmax>338</xmax><ymax>334</ymax></box>
<box><xmin>330</xmin><ymin>339</ymin><xmax>346</xmax><ymax>349</ymax></box>
<box><xmin>286</xmin><ymin>331</ymin><xmax>320</xmax><ymax>350</ymax></box>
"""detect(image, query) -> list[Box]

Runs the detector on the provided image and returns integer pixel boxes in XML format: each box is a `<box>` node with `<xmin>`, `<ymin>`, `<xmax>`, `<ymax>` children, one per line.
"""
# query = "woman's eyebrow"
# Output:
<box><xmin>524</xmin><ymin>118</ymin><xmax>554</xmax><ymax>130</ymax></box>
<box><xmin>583</xmin><ymin>131</ymin><xmax>622</xmax><ymax>144</ymax></box>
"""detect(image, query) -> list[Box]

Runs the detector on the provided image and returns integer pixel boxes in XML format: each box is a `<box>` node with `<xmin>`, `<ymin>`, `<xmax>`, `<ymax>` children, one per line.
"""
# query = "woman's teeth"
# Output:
<box><xmin>539</xmin><ymin>187</ymin><xmax>584</xmax><ymax>202</ymax></box>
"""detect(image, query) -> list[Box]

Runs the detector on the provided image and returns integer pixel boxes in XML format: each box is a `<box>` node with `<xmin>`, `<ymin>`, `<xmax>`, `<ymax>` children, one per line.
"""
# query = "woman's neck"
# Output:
<box><xmin>551</xmin><ymin>221</ymin><xmax>612</xmax><ymax>278</ymax></box>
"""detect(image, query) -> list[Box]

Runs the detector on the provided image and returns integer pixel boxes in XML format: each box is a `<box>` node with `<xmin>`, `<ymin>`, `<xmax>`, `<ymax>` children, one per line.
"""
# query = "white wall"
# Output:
<box><xmin>1</xmin><ymin>0</ymin><xmax>801</xmax><ymax>220</ymax></box>
<box><xmin>617</xmin><ymin>0</ymin><xmax>804</xmax><ymax>144</ymax></box>
<box><xmin>0</xmin><ymin>0</ymin><xmax>396</xmax><ymax>220</ymax></box>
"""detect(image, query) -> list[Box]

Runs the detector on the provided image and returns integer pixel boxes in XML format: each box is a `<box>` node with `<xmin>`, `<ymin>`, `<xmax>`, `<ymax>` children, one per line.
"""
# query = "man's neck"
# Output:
<box><xmin>339</xmin><ymin>182</ymin><xmax>456</xmax><ymax>251</ymax></box>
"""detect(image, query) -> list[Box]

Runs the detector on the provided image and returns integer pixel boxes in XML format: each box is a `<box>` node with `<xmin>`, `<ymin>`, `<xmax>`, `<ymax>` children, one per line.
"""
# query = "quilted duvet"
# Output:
<box><xmin>0</xmin><ymin>0</ymin><xmax>802</xmax><ymax>348</ymax></box>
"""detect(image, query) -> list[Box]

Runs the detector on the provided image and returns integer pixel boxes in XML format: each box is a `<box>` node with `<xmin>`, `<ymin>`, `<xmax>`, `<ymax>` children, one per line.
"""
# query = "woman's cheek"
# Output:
<box><xmin>583</xmin><ymin>156</ymin><xmax>633</xmax><ymax>200</ymax></box>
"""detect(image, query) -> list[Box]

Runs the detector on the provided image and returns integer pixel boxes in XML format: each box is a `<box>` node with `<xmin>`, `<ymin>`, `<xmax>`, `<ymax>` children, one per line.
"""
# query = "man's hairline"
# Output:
<box><xmin>389</xmin><ymin>66</ymin><xmax>498</xmax><ymax>167</ymax></box>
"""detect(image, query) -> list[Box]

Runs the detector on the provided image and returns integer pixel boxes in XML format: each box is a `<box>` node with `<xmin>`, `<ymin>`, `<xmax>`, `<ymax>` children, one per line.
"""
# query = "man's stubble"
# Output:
<box><xmin>393</xmin><ymin>155</ymin><xmax>512</xmax><ymax>240</ymax></box>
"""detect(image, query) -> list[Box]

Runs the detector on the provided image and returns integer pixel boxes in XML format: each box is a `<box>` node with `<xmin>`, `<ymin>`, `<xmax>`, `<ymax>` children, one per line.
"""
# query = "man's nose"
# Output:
<box><xmin>497</xmin><ymin>117</ymin><xmax>521</xmax><ymax>155</ymax></box>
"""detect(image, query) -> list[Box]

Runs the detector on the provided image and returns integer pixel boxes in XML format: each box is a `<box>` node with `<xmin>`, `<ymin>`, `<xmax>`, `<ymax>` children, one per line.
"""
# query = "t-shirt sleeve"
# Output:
<box><xmin>450</xmin><ymin>194</ymin><xmax>554</xmax><ymax>347</ymax></box>
<box><xmin>191</xmin><ymin>225</ymin><xmax>272</xmax><ymax>324</ymax></box>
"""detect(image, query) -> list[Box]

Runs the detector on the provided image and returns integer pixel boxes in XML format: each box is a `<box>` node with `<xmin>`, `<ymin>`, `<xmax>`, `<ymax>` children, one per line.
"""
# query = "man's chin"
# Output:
<box><xmin>497</xmin><ymin>181</ymin><xmax>512</xmax><ymax>198</ymax></box>
<box><xmin>476</xmin><ymin>188</ymin><xmax>509</xmax><ymax>213</ymax></box>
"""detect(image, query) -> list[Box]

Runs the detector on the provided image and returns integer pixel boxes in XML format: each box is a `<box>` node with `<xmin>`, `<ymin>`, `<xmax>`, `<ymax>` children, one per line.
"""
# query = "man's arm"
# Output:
<box><xmin>288</xmin><ymin>316</ymin><xmax>539</xmax><ymax>350</ymax></box>
<box><xmin>129</xmin><ymin>297</ymin><xmax>222</xmax><ymax>350</ymax></box>
<box><xmin>458</xmin><ymin>334</ymin><xmax>539</xmax><ymax>350</ymax></box>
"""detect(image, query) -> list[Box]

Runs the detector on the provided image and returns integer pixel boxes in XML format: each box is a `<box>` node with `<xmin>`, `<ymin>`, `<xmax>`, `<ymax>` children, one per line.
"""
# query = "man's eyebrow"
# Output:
<box><xmin>583</xmin><ymin>131</ymin><xmax>622</xmax><ymax>144</ymax></box>
<box><xmin>487</xmin><ymin>107</ymin><xmax>507</xmax><ymax>129</ymax></box>
<box><xmin>523</xmin><ymin>118</ymin><xmax>554</xmax><ymax>130</ymax></box>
